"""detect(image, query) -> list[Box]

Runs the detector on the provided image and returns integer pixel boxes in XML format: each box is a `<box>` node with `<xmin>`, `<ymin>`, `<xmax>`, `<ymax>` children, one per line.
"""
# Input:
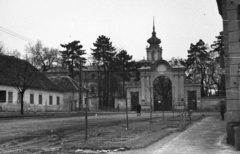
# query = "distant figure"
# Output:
<box><xmin>220</xmin><ymin>99</ymin><xmax>226</xmax><ymax>120</ymax></box>
<box><xmin>117</xmin><ymin>104</ymin><xmax>119</xmax><ymax>113</ymax></box>
<box><xmin>137</xmin><ymin>104</ymin><xmax>141</xmax><ymax>116</ymax></box>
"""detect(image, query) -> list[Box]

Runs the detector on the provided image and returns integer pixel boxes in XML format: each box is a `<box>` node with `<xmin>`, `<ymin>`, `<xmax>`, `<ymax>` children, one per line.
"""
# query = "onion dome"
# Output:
<box><xmin>147</xmin><ymin>19</ymin><xmax>161</xmax><ymax>48</ymax></box>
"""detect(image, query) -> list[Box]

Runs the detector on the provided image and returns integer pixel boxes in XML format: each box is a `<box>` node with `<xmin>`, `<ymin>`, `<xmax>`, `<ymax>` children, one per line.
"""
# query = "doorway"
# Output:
<box><xmin>131</xmin><ymin>92</ymin><xmax>139</xmax><ymax>111</ymax></box>
<box><xmin>188</xmin><ymin>91</ymin><xmax>197</xmax><ymax>110</ymax></box>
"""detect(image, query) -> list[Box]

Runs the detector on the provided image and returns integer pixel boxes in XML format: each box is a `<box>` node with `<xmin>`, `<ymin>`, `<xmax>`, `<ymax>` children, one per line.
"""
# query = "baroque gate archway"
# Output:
<box><xmin>125</xmin><ymin>20</ymin><xmax>200</xmax><ymax>112</ymax></box>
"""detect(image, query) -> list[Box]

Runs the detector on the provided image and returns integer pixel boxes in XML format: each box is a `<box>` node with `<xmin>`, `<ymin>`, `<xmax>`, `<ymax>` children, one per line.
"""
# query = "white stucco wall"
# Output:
<box><xmin>0</xmin><ymin>85</ymin><xmax>64</xmax><ymax>112</ymax></box>
<box><xmin>201</xmin><ymin>97</ymin><xmax>225</xmax><ymax>111</ymax></box>
<box><xmin>63</xmin><ymin>91</ymin><xmax>78</xmax><ymax>112</ymax></box>
<box><xmin>63</xmin><ymin>91</ymin><xmax>88</xmax><ymax>112</ymax></box>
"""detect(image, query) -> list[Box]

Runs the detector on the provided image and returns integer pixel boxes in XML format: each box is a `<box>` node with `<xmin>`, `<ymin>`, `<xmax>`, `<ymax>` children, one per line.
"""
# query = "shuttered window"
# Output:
<box><xmin>30</xmin><ymin>94</ymin><xmax>34</xmax><ymax>104</ymax></box>
<box><xmin>8</xmin><ymin>92</ymin><xmax>13</xmax><ymax>103</ymax></box>
<box><xmin>57</xmin><ymin>96</ymin><xmax>60</xmax><ymax>105</ymax></box>
<box><xmin>0</xmin><ymin>91</ymin><xmax>6</xmax><ymax>102</ymax></box>
<box><xmin>49</xmin><ymin>96</ymin><xmax>53</xmax><ymax>105</ymax></box>
<box><xmin>39</xmin><ymin>95</ymin><xmax>42</xmax><ymax>104</ymax></box>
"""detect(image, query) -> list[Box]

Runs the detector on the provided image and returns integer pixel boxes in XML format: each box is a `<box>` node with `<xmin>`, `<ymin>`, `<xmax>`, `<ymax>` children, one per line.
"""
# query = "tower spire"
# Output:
<box><xmin>153</xmin><ymin>16</ymin><xmax>155</xmax><ymax>32</ymax></box>
<box><xmin>147</xmin><ymin>17</ymin><xmax>162</xmax><ymax>61</ymax></box>
<box><xmin>147</xmin><ymin>17</ymin><xmax>161</xmax><ymax>48</ymax></box>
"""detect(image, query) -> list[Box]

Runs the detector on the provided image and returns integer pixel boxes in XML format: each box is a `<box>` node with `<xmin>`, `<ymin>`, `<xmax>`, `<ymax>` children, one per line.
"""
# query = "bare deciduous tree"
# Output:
<box><xmin>26</xmin><ymin>40</ymin><xmax>61</xmax><ymax>72</ymax></box>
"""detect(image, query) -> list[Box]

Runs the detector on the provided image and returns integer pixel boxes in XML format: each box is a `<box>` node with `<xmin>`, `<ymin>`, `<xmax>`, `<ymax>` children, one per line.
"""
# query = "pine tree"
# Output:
<box><xmin>114</xmin><ymin>50</ymin><xmax>137</xmax><ymax>96</ymax></box>
<box><xmin>185</xmin><ymin>39</ymin><xmax>211</xmax><ymax>96</ymax></box>
<box><xmin>60</xmin><ymin>40</ymin><xmax>86</xmax><ymax>79</ymax></box>
<box><xmin>91</xmin><ymin>35</ymin><xmax>116</xmax><ymax>107</ymax></box>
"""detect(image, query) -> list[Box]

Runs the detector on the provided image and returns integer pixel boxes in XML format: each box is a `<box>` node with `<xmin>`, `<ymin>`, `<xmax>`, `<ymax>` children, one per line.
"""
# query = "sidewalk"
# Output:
<box><xmin>153</xmin><ymin>116</ymin><xmax>239</xmax><ymax>154</ymax></box>
<box><xmin>116</xmin><ymin>116</ymin><xmax>239</xmax><ymax>154</ymax></box>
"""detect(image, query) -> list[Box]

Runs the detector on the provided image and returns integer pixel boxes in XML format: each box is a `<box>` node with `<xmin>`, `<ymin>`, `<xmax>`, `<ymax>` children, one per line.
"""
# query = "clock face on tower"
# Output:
<box><xmin>157</xmin><ymin>65</ymin><xmax>167</xmax><ymax>72</ymax></box>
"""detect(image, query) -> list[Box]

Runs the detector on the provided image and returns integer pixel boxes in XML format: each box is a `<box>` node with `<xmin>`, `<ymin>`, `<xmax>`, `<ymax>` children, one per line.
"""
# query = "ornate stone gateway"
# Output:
<box><xmin>139</xmin><ymin>60</ymin><xmax>185</xmax><ymax>111</ymax></box>
<box><xmin>126</xmin><ymin>21</ymin><xmax>201</xmax><ymax>111</ymax></box>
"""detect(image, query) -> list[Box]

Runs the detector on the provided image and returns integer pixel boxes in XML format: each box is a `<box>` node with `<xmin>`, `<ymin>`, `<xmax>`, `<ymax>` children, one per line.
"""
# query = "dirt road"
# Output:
<box><xmin>0</xmin><ymin>112</ymin><xmax>160</xmax><ymax>153</ymax></box>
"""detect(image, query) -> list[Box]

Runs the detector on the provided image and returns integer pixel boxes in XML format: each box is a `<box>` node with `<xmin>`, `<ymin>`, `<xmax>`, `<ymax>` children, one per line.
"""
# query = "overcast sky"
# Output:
<box><xmin>0</xmin><ymin>0</ymin><xmax>222</xmax><ymax>61</ymax></box>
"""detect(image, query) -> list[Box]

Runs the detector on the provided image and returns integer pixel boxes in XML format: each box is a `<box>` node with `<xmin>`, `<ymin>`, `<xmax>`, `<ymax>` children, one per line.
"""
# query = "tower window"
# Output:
<box><xmin>152</xmin><ymin>52</ymin><xmax>155</xmax><ymax>61</ymax></box>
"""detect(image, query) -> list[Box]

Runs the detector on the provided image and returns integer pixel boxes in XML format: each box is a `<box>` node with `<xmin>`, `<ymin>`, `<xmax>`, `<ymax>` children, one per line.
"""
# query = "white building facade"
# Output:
<box><xmin>0</xmin><ymin>85</ymin><xmax>64</xmax><ymax>112</ymax></box>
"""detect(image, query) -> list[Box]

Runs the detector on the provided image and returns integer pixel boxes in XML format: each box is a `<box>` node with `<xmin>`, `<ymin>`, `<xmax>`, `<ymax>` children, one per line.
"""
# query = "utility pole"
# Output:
<box><xmin>79</xmin><ymin>60</ymin><xmax>82</xmax><ymax>112</ymax></box>
<box><xmin>162</xmin><ymin>86</ymin><xmax>165</xmax><ymax>122</ymax></box>
<box><xmin>123</xmin><ymin>63</ymin><xmax>129</xmax><ymax>130</ymax></box>
<box><xmin>125</xmin><ymin>91</ymin><xmax>129</xmax><ymax>130</ymax></box>
<box><xmin>163</xmin><ymin>98</ymin><xmax>165</xmax><ymax>122</ymax></box>
<box><xmin>83</xmin><ymin>70</ymin><xmax>90</xmax><ymax>141</ymax></box>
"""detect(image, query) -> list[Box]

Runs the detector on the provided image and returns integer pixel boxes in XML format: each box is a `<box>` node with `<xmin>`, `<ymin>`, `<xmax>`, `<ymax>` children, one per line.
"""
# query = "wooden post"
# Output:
<box><xmin>125</xmin><ymin>91</ymin><xmax>129</xmax><ymax>130</ymax></box>
<box><xmin>85</xmin><ymin>89</ymin><xmax>88</xmax><ymax>141</ymax></box>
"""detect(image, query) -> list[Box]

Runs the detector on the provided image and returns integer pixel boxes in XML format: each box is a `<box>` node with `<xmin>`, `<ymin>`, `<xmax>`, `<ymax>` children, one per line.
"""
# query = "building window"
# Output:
<box><xmin>57</xmin><ymin>96</ymin><xmax>60</xmax><ymax>105</ymax></box>
<box><xmin>0</xmin><ymin>91</ymin><xmax>6</xmax><ymax>103</ymax></box>
<box><xmin>17</xmin><ymin>93</ymin><xmax>21</xmax><ymax>103</ymax></box>
<box><xmin>30</xmin><ymin>94</ymin><xmax>34</xmax><ymax>104</ymax></box>
<box><xmin>8</xmin><ymin>92</ymin><xmax>13</xmax><ymax>103</ymax></box>
<box><xmin>49</xmin><ymin>96</ymin><xmax>53</xmax><ymax>105</ymax></box>
<box><xmin>39</xmin><ymin>94</ymin><xmax>42</xmax><ymax>105</ymax></box>
<box><xmin>91</xmin><ymin>73</ymin><xmax>96</xmax><ymax>79</ymax></box>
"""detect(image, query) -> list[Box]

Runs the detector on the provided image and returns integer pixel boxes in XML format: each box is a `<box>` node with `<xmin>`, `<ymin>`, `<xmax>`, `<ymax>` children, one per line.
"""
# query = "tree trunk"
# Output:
<box><xmin>200</xmin><ymin>66</ymin><xmax>206</xmax><ymax>97</ymax></box>
<box><xmin>106</xmin><ymin>72</ymin><xmax>109</xmax><ymax>108</ymax></box>
<box><xmin>20</xmin><ymin>91</ymin><xmax>25</xmax><ymax>115</ymax></box>
<box><xmin>123</xmin><ymin>79</ymin><xmax>125</xmax><ymax>97</ymax></box>
<box><xmin>71</xmin><ymin>61</ymin><xmax>74</xmax><ymax>79</ymax></box>
<box><xmin>97</xmin><ymin>70</ymin><xmax>102</xmax><ymax>107</ymax></box>
<box><xmin>103</xmin><ymin>65</ymin><xmax>108</xmax><ymax>108</ymax></box>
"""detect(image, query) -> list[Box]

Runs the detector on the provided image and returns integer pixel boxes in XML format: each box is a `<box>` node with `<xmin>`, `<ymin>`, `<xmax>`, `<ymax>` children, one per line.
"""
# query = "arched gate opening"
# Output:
<box><xmin>153</xmin><ymin>76</ymin><xmax>172</xmax><ymax>111</ymax></box>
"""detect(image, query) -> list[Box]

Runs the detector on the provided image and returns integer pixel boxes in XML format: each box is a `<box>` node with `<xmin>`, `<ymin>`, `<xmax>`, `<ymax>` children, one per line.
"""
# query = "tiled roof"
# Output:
<box><xmin>49</xmin><ymin>76</ymin><xmax>86</xmax><ymax>92</ymax></box>
<box><xmin>0</xmin><ymin>55</ymin><xmax>63</xmax><ymax>92</ymax></box>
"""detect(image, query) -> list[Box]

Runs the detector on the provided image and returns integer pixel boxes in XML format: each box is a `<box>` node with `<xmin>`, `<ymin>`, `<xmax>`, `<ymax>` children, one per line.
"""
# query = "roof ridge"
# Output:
<box><xmin>48</xmin><ymin>76</ymin><xmax>66</xmax><ymax>91</ymax></box>
<box><xmin>0</xmin><ymin>56</ymin><xmax>63</xmax><ymax>92</ymax></box>
<box><xmin>68</xmin><ymin>76</ymin><xmax>79</xmax><ymax>90</ymax></box>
